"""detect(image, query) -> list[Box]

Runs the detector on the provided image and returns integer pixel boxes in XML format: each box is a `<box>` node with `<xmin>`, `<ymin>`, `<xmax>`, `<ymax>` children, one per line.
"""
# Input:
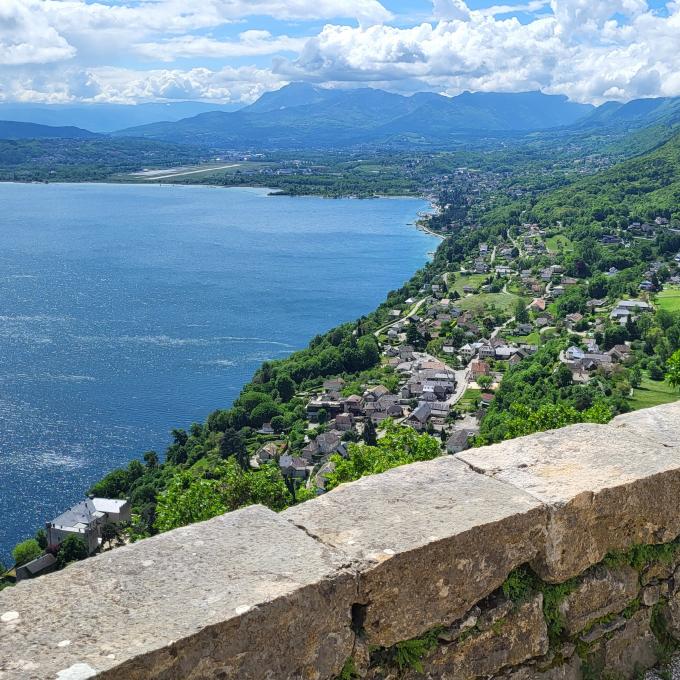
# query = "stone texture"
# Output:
<box><xmin>0</xmin><ymin>505</ymin><xmax>356</xmax><ymax>680</ymax></box>
<box><xmin>499</xmin><ymin>655</ymin><xmax>583</xmax><ymax>680</ymax></box>
<box><xmin>559</xmin><ymin>564</ymin><xmax>640</xmax><ymax>635</ymax></box>
<box><xmin>664</xmin><ymin>590</ymin><xmax>680</xmax><ymax>641</ymax></box>
<box><xmin>598</xmin><ymin>609</ymin><xmax>659</xmax><ymax>678</ymax></box>
<box><xmin>283</xmin><ymin>456</ymin><xmax>547</xmax><ymax>647</ymax></box>
<box><xmin>611</xmin><ymin>402</ymin><xmax>680</xmax><ymax>448</ymax></box>
<box><xmin>459</xmin><ymin>424</ymin><xmax>680</xmax><ymax>582</ymax></box>
<box><xmin>402</xmin><ymin>594</ymin><xmax>548</xmax><ymax>680</ymax></box>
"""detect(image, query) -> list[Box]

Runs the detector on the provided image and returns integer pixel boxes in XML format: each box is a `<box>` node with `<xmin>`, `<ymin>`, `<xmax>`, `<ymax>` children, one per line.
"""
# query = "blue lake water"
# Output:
<box><xmin>0</xmin><ymin>183</ymin><xmax>434</xmax><ymax>562</ymax></box>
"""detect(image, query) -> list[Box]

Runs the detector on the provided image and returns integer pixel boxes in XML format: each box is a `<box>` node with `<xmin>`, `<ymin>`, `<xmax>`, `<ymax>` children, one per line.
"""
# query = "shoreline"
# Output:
<box><xmin>0</xmin><ymin>186</ymin><xmax>439</xmax><ymax>561</ymax></box>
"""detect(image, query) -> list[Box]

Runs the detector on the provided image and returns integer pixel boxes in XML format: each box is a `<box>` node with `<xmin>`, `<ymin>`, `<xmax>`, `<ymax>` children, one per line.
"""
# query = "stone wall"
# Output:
<box><xmin>1</xmin><ymin>402</ymin><xmax>680</xmax><ymax>680</ymax></box>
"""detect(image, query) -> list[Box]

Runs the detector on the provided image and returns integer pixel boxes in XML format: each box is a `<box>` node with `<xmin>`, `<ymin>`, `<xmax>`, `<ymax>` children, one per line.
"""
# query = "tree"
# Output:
<box><xmin>35</xmin><ymin>528</ymin><xmax>48</xmax><ymax>550</ymax></box>
<box><xmin>326</xmin><ymin>424</ymin><xmax>441</xmax><ymax>490</ymax></box>
<box><xmin>143</xmin><ymin>450</ymin><xmax>159</xmax><ymax>469</ymax></box>
<box><xmin>667</xmin><ymin>350</ymin><xmax>680</xmax><ymax>390</ymax></box>
<box><xmin>514</xmin><ymin>298</ymin><xmax>529</xmax><ymax>324</ymax></box>
<box><xmin>12</xmin><ymin>538</ymin><xmax>42</xmax><ymax>566</ymax></box>
<box><xmin>100</xmin><ymin>522</ymin><xmax>120</xmax><ymax>550</ymax></box>
<box><xmin>56</xmin><ymin>535</ymin><xmax>89</xmax><ymax>569</ymax></box>
<box><xmin>363</xmin><ymin>418</ymin><xmax>378</xmax><ymax>446</ymax></box>
<box><xmin>275</xmin><ymin>374</ymin><xmax>296</xmax><ymax>402</ymax></box>
<box><xmin>220</xmin><ymin>427</ymin><xmax>248</xmax><ymax>469</ymax></box>
<box><xmin>477</xmin><ymin>375</ymin><xmax>493</xmax><ymax>390</ymax></box>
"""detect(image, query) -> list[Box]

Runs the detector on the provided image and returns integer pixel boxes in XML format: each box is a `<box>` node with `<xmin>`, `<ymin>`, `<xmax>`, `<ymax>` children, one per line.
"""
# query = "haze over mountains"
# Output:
<box><xmin>3</xmin><ymin>84</ymin><xmax>680</xmax><ymax>150</ymax></box>
<box><xmin>114</xmin><ymin>85</ymin><xmax>595</xmax><ymax>148</ymax></box>
<box><xmin>0</xmin><ymin>101</ymin><xmax>242</xmax><ymax>134</ymax></box>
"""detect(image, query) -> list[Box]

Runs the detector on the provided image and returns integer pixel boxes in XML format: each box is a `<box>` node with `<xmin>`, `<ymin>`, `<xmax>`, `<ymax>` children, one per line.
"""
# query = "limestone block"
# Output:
<box><xmin>0</xmin><ymin>506</ymin><xmax>356</xmax><ymax>680</ymax></box>
<box><xmin>283</xmin><ymin>456</ymin><xmax>547</xmax><ymax>647</ymax></box>
<box><xmin>559</xmin><ymin>564</ymin><xmax>640</xmax><ymax>635</ymax></box>
<box><xmin>499</xmin><ymin>655</ymin><xmax>583</xmax><ymax>680</ymax></box>
<box><xmin>611</xmin><ymin>402</ymin><xmax>680</xmax><ymax>448</ymax></box>
<box><xmin>403</xmin><ymin>594</ymin><xmax>548</xmax><ymax>680</ymax></box>
<box><xmin>599</xmin><ymin>609</ymin><xmax>658</xmax><ymax>678</ymax></box>
<box><xmin>664</xmin><ymin>590</ymin><xmax>680</xmax><ymax>640</ymax></box>
<box><xmin>459</xmin><ymin>424</ymin><xmax>680</xmax><ymax>582</ymax></box>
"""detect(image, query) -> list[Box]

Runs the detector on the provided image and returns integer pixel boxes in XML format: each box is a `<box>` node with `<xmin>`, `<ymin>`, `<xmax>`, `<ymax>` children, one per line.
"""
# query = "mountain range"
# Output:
<box><xmin>113</xmin><ymin>84</ymin><xmax>595</xmax><ymax>148</ymax></box>
<box><xmin>4</xmin><ymin>84</ymin><xmax>680</xmax><ymax>151</ymax></box>
<box><xmin>0</xmin><ymin>101</ymin><xmax>241</xmax><ymax>134</ymax></box>
<box><xmin>0</xmin><ymin>121</ymin><xmax>100</xmax><ymax>140</ymax></box>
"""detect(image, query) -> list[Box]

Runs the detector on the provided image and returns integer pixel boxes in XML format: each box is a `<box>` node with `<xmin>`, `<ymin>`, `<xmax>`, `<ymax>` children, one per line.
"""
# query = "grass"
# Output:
<box><xmin>459</xmin><ymin>388</ymin><xmax>482</xmax><ymax>412</ymax></box>
<box><xmin>505</xmin><ymin>331</ymin><xmax>541</xmax><ymax>345</ymax></box>
<box><xmin>546</xmin><ymin>234</ymin><xmax>574</xmax><ymax>254</ymax></box>
<box><xmin>458</xmin><ymin>292</ymin><xmax>520</xmax><ymax>315</ymax></box>
<box><xmin>629</xmin><ymin>376</ymin><xmax>679</xmax><ymax>411</ymax></box>
<box><xmin>657</xmin><ymin>286</ymin><xmax>680</xmax><ymax>313</ymax></box>
<box><xmin>447</xmin><ymin>273</ymin><xmax>487</xmax><ymax>296</ymax></box>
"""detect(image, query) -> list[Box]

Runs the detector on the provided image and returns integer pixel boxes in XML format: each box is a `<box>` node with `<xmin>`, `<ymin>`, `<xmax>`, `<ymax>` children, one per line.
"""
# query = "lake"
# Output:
<box><xmin>0</xmin><ymin>183</ymin><xmax>435</xmax><ymax>562</ymax></box>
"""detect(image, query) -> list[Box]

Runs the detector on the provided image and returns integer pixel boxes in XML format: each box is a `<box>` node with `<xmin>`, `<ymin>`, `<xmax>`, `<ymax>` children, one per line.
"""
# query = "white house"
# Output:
<box><xmin>46</xmin><ymin>497</ymin><xmax>131</xmax><ymax>555</ymax></box>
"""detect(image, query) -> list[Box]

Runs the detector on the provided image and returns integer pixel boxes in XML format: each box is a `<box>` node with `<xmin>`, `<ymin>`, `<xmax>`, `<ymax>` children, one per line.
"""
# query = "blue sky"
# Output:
<box><xmin>2</xmin><ymin>0</ymin><xmax>680</xmax><ymax>105</ymax></box>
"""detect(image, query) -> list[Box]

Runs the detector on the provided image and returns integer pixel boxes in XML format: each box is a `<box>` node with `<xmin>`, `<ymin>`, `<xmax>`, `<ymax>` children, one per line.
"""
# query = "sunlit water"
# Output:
<box><xmin>0</xmin><ymin>183</ymin><xmax>434</xmax><ymax>561</ymax></box>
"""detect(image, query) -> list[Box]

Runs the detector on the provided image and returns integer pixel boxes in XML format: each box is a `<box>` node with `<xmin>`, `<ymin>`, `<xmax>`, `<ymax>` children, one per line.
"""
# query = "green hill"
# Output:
<box><xmin>533</xmin><ymin>131</ymin><xmax>680</xmax><ymax>225</ymax></box>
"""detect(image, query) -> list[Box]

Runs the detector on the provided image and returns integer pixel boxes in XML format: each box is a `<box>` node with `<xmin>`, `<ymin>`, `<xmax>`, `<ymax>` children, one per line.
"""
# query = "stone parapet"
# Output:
<box><xmin>1</xmin><ymin>402</ymin><xmax>679</xmax><ymax>680</ymax></box>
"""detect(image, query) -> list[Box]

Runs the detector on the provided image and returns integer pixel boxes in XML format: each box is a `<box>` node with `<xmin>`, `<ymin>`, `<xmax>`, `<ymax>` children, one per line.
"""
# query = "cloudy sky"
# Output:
<box><xmin>2</xmin><ymin>0</ymin><xmax>679</xmax><ymax>106</ymax></box>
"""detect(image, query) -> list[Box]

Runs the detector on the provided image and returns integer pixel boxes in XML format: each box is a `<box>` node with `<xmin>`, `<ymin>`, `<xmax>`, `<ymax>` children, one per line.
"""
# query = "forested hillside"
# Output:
<box><xmin>533</xmin><ymin>131</ymin><xmax>680</xmax><ymax>225</ymax></box>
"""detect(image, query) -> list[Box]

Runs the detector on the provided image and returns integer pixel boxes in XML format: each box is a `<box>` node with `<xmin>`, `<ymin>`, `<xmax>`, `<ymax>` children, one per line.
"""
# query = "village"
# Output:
<box><xmin>248</xmin><ymin>214</ymin><xmax>680</xmax><ymax>495</ymax></box>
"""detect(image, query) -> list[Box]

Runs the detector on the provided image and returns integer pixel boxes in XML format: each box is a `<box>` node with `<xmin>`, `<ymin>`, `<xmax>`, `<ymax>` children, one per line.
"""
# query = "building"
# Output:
<box><xmin>46</xmin><ymin>497</ymin><xmax>131</xmax><ymax>555</ymax></box>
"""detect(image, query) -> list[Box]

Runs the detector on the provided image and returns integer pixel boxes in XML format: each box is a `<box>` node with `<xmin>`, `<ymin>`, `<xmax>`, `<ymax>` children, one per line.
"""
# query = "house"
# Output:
<box><xmin>446</xmin><ymin>430</ymin><xmax>474</xmax><ymax>454</ymax></box>
<box><xmin>565</xmin><ymin>346</ymin><xmax>585</xmax><ymax>361</ymax></box>
<box><xmin>470</xmin><ymin>359</ymin><xmax>491</xmax><ymax>379</ymax></box>
<box><xmin>279</xmin><ymin>455</ymin><xmax>308</xmax><ymax>480</ymax></box>
<box><xmin>46</xmin><ymin>497</ymin><xmax>131</xmax><ymax>555</ymax></box>
<box><xmin>256</xmin><ymin>442</ymin><xmax>278</xmax><ymax>463</ymax></box>
<box><xmin>406</xmin><ymin>403</ymin><xmax>432</xmax><ymax>431</ymax></box>
<box><xmin>365</xmin><ymin>385</ymin><xmax>390</xmax><ymax>402</ymax></box>
<box><xmin>15</xmin><ymin>553</ymin><xmax>57</xmax><ymax>582</ymax></box>
<box><xmin>334</xmin><ymin>413</ymin><xmax>354</xmax><ymax>431</ymax></box>
<box><xmin>566</xmin><ymin>313</ymin><xmax>584</xmax><ymax>329</ymax></box>
<box><xmin>258</xmin><ymin>422</ymin><xmax>275</xmax><ymax>435</ymax></box>
<box><xmin>609</xmin><ymin>345</ymin><xmax>632</xmax><ymax>363</ymax></box>
<box><xmin>323</xmin><ymin>377</ymin><xmax>345</xmax><ymax>394</ymax></box>
<box><xmin>480</xmin><ymin>393</ymin><xmax>495</xmax><ymax>407</ymax></box>
<box><xmin>530</xmin><ymin>298</ymin><xmax>546</xmax><ymax>312</ymax></box>
<box><xmin>344</xmin><ymin>394</ymin><xmax>365</xmax><ymax>415</ymax></box>
<box><xmin>639</xmin><ymin>280</ymin><xmax>655</xmax><ymax>292</ymax></box>
<box><xmin>478</xmin><ymin>343</ymin><xmax>496</xmax><ymax>359</ymax></box>
<box><xmin>587</xmin><ymin>299</ymin><xmax>606</xmax><ymax>310</ymax></box>
<box><xmin>552</xmin><ymin>286</ymin><xmax>565</xmax><ymax>298</ymax></box>
<box><xmin>516</xmin><ymin>323</ymin><xmax>533</xmax><ymax>336</ymax></box>
<box><xmin>463</xmin><ymin>285</ymin><xmax>477</xmax><ymax>295</ymax></box>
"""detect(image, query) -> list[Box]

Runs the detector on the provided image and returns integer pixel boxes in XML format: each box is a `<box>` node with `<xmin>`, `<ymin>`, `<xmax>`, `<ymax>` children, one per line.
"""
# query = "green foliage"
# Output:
<box><xmin>390</xmin><ymin>628</ymin><xmax>442</xmax><ymax>673</ymax></box>
<box><xmin>155</xmin><ymin>459</ymin><xmax>292</xmax><ymax>532</ymax></box>
<box><xmin>12</xmin><ymin>538</ymin><xmax>42</xmax><ymax>566</ymax></box>
<box><xmin>604</xmin><ymin>541</ymin><xmax>680</xmax><ymax>573</ymax></box>
<box><xmin>325</xmin><ymin>423</ymin><xmax>442</xmax><ymax>491</ymax></box>
<box><xmin>666</xmin><ymin>349</ymin><xmax>680</xmax><ymax>390</ymax></box>
<box><xmin>502</xmin><ymin>566</ymin><xmax>537</xmax><ymax>603</ymax></box>
<box><xmin>337</xmin><ymin>658</ymin><xmax>359</xmax><ymax>680</ymax></box>
<box><xmin>55</xmin><ymin>535</ymin><xmax>88</xmax><ymax>569</ymax></box>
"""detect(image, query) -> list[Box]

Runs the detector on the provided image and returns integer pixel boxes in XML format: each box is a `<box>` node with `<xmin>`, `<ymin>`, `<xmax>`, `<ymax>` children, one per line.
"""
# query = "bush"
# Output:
<box><xmin>12</xmin><ymin>538</ymin><xmax>42</xmax><ymax>566</ymax></box>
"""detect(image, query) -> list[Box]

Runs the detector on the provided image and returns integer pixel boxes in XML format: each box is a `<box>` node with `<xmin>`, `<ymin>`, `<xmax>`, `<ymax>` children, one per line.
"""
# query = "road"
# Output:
<box><xmin>374</xmin><ymin>298</ymin><xmax>428</xmax><ymax>338</ymax></box>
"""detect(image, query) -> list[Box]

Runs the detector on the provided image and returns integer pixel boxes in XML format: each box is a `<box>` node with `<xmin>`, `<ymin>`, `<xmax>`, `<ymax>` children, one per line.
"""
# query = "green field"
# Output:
<box><xmin>447</xmin><ymin>273</ymin><xmax>488</xmax><ymax>296</ymax></box>
<box><xmin>505</xmin><ymin>331</ymin><xmax>541</xmax><ymax>345</ymax></box>
<box><xmin>459</xmin><ymin>388</ymin><xmax>482</xmax><ymax>412</ymax></box>
<box><xmin>657</xmin><ymin>287</ymin><xmax>680</xmax><ymax>313</ymax></box>
<box><xmin>546</xmin><ymin>234</ymin><xmax>574</xmax><ymax>254</ymax></box>
<box><xmin>629</xmin><ymin>377</ymin><xmax>679</xmax><ymax>411</ymax></box>
<box><xmin>458</xmin><ymin>291</ymin><xmax>520</xmax><ymax>315</ymax></box>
